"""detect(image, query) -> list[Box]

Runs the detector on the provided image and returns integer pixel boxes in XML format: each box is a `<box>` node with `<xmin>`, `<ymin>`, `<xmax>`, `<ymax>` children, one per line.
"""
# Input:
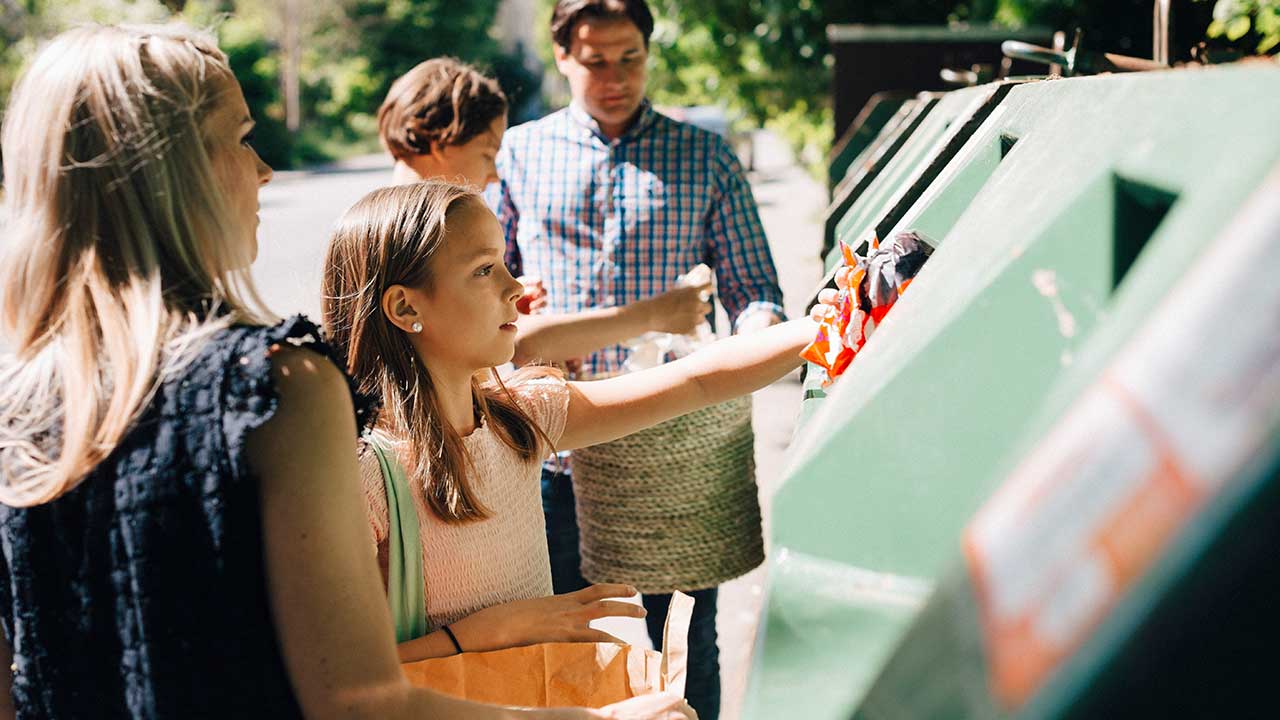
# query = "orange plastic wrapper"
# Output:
<box><xmin>802</xmin><ymin>230</ymin><xmax>934</xmax><ymax>386</ymax></box>
<box><xmin>401</xmin><ymin>592</ymin><xmax>692</xmax><ymax>708</ymax></box>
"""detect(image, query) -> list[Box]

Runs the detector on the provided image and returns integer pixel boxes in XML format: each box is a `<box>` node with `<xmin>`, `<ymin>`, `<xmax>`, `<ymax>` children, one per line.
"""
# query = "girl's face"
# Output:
<box><xmin>204</xmin><ymin>76</ymin><xmax>273</xmax><ymax>265</ymax></box>
<box><xmin>416</xmin><ymin>115</ymin><xmax>506</xmax><ymax>190</ymax></box>
<box><xmin>409</xmin><ymin>200</ymin><xmax>524</xmax><ymax>372</ymax></box>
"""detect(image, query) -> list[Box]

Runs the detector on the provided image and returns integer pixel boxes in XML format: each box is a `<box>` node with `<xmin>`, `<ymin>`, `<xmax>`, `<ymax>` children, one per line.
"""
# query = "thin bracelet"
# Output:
<box><xmin>441</xmin><ymin>624</ymin><xmax>463</xmax><ymax>655</ymax></box>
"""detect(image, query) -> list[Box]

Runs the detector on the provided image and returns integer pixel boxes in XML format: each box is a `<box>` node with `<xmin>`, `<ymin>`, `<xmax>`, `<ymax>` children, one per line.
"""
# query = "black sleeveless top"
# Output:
<box><xmin>0</xmin><ymin>317</ymin><xmax>375</xmax><ymax>718</ymax></box>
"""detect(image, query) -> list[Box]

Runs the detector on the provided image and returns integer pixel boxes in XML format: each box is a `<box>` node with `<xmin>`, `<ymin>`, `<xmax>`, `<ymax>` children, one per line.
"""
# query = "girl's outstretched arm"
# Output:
<box><xmin>250</xmin><ymin>347</ymin><xmax>692</xmax><ymax>720</ymax></box>
<box><xmin>511</xmin><ymin>283</ymin><xmax>711</xmax><ymax>366</ymax></box>
<box><xmin>558</xmin><ymin>316</ymin><xmax>819</xmax><ymax>451</ymax></box>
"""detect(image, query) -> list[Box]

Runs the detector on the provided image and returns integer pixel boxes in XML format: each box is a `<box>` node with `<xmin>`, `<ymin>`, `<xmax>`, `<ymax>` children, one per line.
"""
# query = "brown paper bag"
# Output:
<box><xmin>401</xmin><ymin>592</ymin><xmax>693</xmax><ymax>708</ymax></box>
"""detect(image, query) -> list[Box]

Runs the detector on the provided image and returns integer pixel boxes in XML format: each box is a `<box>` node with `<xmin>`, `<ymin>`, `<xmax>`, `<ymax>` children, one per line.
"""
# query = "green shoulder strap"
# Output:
<box><xmin>369</xmin><ymin>440</ymin><xmax>428</xmax><ymax>642</ymax></box>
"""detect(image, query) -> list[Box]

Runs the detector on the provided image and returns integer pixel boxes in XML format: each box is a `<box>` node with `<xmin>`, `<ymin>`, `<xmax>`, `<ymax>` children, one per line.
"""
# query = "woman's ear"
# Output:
<box><xmin>381</xmin><ymin>284</ymin><xmax>424</xmax><ymax>334</ymax></box>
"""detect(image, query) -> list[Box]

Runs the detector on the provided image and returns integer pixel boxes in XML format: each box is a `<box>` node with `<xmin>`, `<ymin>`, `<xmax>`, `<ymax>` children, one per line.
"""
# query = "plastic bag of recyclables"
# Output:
<box><xmin>622</xmin><ymin>264</ymin><xmax>715</xmax><ymax>372</ymax></box>
<box><xmin>402</xmin><ymin>592</ymin><xmax>693</xmax><ymax>708</ymax></box>
<box><xmin>802</xmin><ymin>230</ymin><xmax>935</xmax><ymax>386</ymax></box>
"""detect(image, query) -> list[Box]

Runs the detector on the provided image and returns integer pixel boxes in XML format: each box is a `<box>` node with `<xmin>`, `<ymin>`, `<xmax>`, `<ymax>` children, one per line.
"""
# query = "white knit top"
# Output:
<box><xmin>359</xmin><ymin>378</ymin><xmax>569</xmax><ymax>631</ymax></box>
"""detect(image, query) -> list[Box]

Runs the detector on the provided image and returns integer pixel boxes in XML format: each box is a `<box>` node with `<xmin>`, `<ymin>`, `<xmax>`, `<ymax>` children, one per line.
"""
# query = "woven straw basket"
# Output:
<box><xmin>570</xmin><ymin>396</ymin><xmax>763</xmax><ymax>593</ymax></box>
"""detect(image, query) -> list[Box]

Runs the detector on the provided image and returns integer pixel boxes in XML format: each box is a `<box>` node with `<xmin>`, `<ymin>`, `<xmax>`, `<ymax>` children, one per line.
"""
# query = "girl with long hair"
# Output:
<box><xmin>376</xmin><ymin>57</ymin><xmax>712</xmax><ymax>367</ymax></box>
<box><xmin>0</xmin><ymin>23</ymin><xmax>690</xmax><ymax>720</ymax></box>
<box><xmin>321</xmin><ymin>181</ymin><xmax>829</xmax><ymax>665</ymax></box>
<box><xmin>369</xmin><ymin>62</ymin><xmax>724</xmax><ymax>663</ymax></box>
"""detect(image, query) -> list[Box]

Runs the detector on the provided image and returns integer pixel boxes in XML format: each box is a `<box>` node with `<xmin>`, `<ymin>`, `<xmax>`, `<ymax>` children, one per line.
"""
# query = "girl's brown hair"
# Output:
<box><xmin>322</xmin><ymin>181</ymin><xmax>555</xmax><ymax>523</ymax></box>
<box><xmin>377</xmin><ymin>58</ymin><xmax>508</xmax><ymax>162</ymax></box>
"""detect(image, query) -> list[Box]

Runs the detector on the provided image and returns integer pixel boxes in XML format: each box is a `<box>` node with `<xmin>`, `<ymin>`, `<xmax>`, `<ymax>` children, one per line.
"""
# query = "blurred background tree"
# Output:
<box><xmin>1198</xmin><ymin>0</ymin><xmax>1280</xmax><ymax>53</ymax></box>
<box><xmin>0</xmin><ymin>0</ymin><xmax>538</xmax><ymax>168</ymax></box>
<box><xmin>2</xmin><ymin>0</ymin><xmax>1270</xmax><ymax>175</ymax></box>
<box><xmin>641</xmin><ymin>0</ymin><xmax>1219</xmax><ymax>175</ymax></box>
<box><xmin>531</xmin><ymin>0</ymin><xmax>1222</xmax><ymax>176</ymax></box>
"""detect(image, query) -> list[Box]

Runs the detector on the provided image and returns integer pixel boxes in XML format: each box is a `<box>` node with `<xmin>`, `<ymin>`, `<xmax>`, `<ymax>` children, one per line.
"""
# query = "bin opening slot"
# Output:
<box><xmin>999</xmin><ymin>132</ymin><xmax>1019</xmax><ymax>159</ymax></box>
<box><xmin>873</xmin><ymin>129</ymin><xmax>1021</xmax><ymax>245</ymax></box>
<box><xmin>1113</xmin><ymin>176</ymin><xmax>1178</xmax><ymax>291</ymax></box>
<box><xmin>868</xmin><ymin>83</ymin><xmax>1021</xmax><ymax>242</ymax></box>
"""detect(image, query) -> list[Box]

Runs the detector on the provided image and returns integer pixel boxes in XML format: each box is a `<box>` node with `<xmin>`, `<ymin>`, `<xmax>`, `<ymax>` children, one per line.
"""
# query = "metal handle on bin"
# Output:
<box><xmin>940</xmin><ymin>67</ymin><xmax>980</xmax><ymax>87</ymax></box>
<box><xmin>1001</xmin><ymin>40</ymin><xmax>1072</xmax><ymax>69</ymax></box>
<box><xmin>1004</xmin><ymin>29</ymin><xmax>1165</xmax><ymax>76</ymax></box>
<box><xmin>1153</xmin><ymin>0</ymin><xmax>1171</xmax><ymax>65</ymax></box>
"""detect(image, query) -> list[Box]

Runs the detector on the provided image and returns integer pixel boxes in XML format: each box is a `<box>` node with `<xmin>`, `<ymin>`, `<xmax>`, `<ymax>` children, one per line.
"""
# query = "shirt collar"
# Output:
<box><xmin>568</xmin><ymin>99</ymin><xmax>657</xmax><ymax>144</ymax></box>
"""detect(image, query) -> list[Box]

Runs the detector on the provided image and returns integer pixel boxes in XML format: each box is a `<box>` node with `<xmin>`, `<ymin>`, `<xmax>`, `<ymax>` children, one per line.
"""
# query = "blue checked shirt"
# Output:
<box><xmin>487</xmin><ymin>100</ymin><xmax>785</xmax><ymax>376</ymax></box>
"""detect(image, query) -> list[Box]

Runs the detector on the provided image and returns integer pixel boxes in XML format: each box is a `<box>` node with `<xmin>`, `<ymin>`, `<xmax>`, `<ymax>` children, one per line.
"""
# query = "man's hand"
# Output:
<box><xmin>633</xmin><ymin>283</ymin><xmax>713</xmax><ymax>335</ymax></box>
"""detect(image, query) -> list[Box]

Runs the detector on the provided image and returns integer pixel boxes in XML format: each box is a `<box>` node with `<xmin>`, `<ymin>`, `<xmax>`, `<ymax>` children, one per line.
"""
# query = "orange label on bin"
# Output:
<box><xmin>964</xmin><ymin>176</ymin><xmax>1280</xmax><ymax>709</ymax></box>
<box><xmin>963</xmin><ymin>380</ymin><xmax>1204</xmax><ymax>707</ymax></box>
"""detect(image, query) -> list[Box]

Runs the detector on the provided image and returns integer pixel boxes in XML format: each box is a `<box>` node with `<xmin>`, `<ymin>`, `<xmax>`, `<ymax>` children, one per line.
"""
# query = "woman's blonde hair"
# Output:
<box><xmin>0</xmin><ymin>23</ymin><xmax>273</xmax><ymax>507</ymax></box>
<box><xmin>322</xmin><ymin>181</ymin><xmax>555</xmax><ymax>523</ymax></box>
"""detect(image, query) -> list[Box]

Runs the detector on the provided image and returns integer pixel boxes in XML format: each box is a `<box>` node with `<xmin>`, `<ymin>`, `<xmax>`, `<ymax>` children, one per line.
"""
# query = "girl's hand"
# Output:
<box><xmin>635</xmin><ymin>283</ymin><xmax>714</xmax><ymax>335</ymax></box>
<box><xmin>517</xmin><ymin>276</ymin><xmax>548</xmax><ymax>315</ymax></box>
<box><xmin>594</xmin><ymin>693</ymin><xmax>699</xmax><ymax>719</ymax></box>
<box><xmin>453</xmin><ymin>584</ymin><xmax>646</xmax><ymax>652</ymax></box>
<box><xmin>810</xmin><ymin>288</ymin><xmax>839</xmax><ymax>321</ymax></box>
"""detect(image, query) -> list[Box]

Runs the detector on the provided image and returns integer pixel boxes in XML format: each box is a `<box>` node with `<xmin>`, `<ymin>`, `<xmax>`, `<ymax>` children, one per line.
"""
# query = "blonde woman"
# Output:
<box><xmin>0</xmin><ymin>23</ymin><xmax>692</xmax><ymax>720</ymax></box>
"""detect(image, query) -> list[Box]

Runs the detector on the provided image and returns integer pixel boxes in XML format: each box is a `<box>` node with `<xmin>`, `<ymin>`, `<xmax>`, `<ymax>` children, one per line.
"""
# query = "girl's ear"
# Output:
<box><xmin>382</xmin><ymin>284</ymin><xmax>423</xmax><ymax>334</ymax></box>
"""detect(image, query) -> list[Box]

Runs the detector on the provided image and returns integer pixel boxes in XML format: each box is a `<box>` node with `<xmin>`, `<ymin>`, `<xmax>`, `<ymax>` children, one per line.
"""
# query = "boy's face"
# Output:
<box><xmin>431</xmin><ymin>115</ymin><xmax>506</xmax><ymax>190</ymax></box>
<box><xmin>554</xmin><ymin>16</ymin><xmax>648</xmax><ymax>137</ymax></box>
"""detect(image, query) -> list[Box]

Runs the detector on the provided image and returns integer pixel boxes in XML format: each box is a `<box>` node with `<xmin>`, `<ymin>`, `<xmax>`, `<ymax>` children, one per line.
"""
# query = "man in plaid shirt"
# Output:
<box><xmin>488</xmin><ymin>2</ymin><xmax>783</xmax><ymax>716</ymax></box>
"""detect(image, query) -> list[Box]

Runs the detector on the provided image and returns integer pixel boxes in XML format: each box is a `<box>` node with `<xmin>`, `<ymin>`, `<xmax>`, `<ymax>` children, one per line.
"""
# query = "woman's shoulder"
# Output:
<box><xmin>185</xmin><ymin>315</ymin><xmax>377</xmax><ymax>484</ymax></box>
<box><xmin>210</xmin><ymin>314</ymin><xmax>378</xmax><ymax>433</ymax></box>
<box><xmin>217</xmin><ymin>315</ymin><xmax>334</xmax><ymax>379</ymax></box>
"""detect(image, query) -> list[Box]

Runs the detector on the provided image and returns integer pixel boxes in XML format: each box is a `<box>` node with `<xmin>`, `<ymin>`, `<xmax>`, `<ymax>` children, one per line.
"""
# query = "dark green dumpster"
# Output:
<box><xmin>746</xmin><ymin>62</ymin><xmax>1280</xmax><ymax>720</ymax></box>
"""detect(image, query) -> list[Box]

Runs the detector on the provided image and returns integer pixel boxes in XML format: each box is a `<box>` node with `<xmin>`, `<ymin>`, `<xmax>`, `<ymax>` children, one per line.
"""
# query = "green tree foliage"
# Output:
<box><xmin>579</xmin><ymin>1</ymin><xmax>1218</xmax><ymax>177</ymax></box>
<box><xmin>1201</xmin><ymin>0</ymin><xmax>1280</xmax><ymax>53</ymax></box>
<box><xmin>1</xmin><ymin>0</ymin><xmax>173</xmax><ymax>109</ymax></box>
<box><xmin>209</xmin><ymin>0</ymin><xmax>540</xmax><ymax>167</ymax></box>
<box><xmin>1</xmin><ymin>0</ymin><xmax>538</xmax><ymax>168</ymax></box>
<box><xmin>2</xmin><ymin>0</ymin><xmax>1262</xmax><ymax>176</ymax></box>
<box><xmin>316</xmin><ymin>0</ymin><xmax>541</xmax><ymax>144</ymax></box>
<box><xmin>211</xmin><ymin>6</ymin><xmax>298</xmax><ymax>168</ymax></box>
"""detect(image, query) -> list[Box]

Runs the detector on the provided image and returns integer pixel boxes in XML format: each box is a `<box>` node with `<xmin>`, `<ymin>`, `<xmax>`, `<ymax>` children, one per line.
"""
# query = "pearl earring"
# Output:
<box><xmin>410</xmin><ymin>322</ymin><xmax>423</xmax><ymax>333</ymax></box>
